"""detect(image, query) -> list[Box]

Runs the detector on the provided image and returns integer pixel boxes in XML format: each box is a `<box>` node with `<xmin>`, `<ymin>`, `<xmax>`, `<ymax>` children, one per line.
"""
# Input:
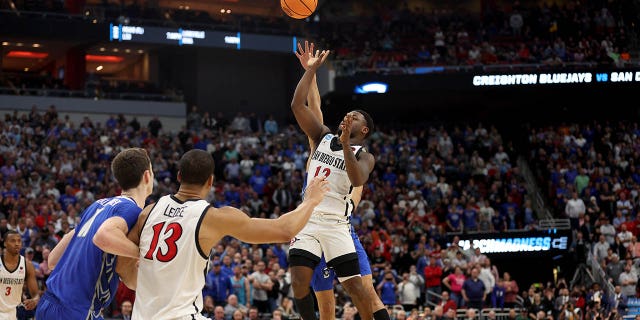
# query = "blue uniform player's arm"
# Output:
<box><xmin>48</xmin><ymin>229</ymin><xmax>74</xmax><ymax>270</ymax></box>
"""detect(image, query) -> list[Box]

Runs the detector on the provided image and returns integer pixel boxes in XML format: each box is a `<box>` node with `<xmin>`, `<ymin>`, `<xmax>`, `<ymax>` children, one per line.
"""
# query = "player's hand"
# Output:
<box><xmin>339</xmin><ymin>113</ymin><xmax>353</xmax><ymax>145</ymax></box>
<box><xmin>295</xmin><ymin>40</ymin><xmax>315</xmax><ymax>70</ymax></box>
<box><xmin>307</xmin><ymin>49</ymin><xmax>330</xmax><ymax>71</ymax></box>
<box><xmin>304</xmin><ymin>176</ymin><xmax>329</xmax><ymax>205</ymax></box>
<box><xmin>23</xmin><ymin>297</ymin><xmax>39</xmax><ymax>310</ymax></box>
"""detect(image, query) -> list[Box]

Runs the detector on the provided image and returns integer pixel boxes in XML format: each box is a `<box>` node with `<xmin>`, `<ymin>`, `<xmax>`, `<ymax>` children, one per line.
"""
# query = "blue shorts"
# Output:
<box><xmin>311</xmin><ymin>228</ymin><xmax>371</xmax><ymax>292</ymax></box>
<box><xmin>36</xmin><ymin>292</ymin><xmax>104</xmax><ymax>320</ymax></box>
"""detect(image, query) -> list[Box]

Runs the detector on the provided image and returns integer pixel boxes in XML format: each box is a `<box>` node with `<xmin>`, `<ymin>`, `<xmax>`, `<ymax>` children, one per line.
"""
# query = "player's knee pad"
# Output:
<box><xmin>328</xmin><ymin>252</ymin><xmax>360</xmax><ymax>278</ymax></box>
<box><xmin>289</xmin><ymin>251</ymin><xmax>321</xmax><ymax>269</ymax></box>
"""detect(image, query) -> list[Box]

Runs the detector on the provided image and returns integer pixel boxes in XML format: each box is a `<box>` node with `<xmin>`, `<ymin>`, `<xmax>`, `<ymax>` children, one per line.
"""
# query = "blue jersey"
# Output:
<box><xmin>42</xmin><ymin>196</ymin><xmax>140</xmax><ymax>319</ymax></box>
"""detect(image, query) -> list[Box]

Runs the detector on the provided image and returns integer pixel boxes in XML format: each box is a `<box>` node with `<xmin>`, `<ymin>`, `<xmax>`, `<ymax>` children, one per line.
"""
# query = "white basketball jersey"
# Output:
<box><xmin>306</xmin><ymin>133</ymin><xmax>366</xmax><ymax>218</ymax></box>
<box><xmin>133</xmin><ymin>195</ymin><xmax>211</xmax><ymax>320</ymax></box>
<box><xmin>0</xmin><ymin>255</ymin><xmax>26</xmax><ymax>320</ymax></box>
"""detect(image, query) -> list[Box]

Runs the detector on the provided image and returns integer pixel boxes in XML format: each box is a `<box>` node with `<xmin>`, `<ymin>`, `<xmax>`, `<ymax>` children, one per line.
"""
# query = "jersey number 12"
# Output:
<box><xmin>314</xmin><ymin>166</ymin><xmax>331</xmax><ymax>178</ymax></box>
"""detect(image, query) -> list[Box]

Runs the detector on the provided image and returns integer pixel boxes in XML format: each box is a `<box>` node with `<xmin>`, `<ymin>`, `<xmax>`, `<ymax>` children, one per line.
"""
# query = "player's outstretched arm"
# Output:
<box><xmin>22</xmin><ymin>260</ymin><xmax>40</xmax><ymax>310</ymax></box>
<box><xmin>291</xmin><ymin>49</ymin><xmax>331</xmax><ymax>145</ymax></box>
<box><xmin>48</xmin><ymin>229</ymin><xmax>74</xmax><ymax>270</ymax></box>
<box><xmin>297</xmin><ymin>41</ymin><xmax>324</xmax><ymax>169</ymax></box>
<box><xmin>202</xmin><ymin>177</ymin><xmax>328</xmax><ymax>245</ymax></box>
<box><xmin>295</xmin><ymin>41</ymin><xmax>323</xmax><ymax>125</ymax></box>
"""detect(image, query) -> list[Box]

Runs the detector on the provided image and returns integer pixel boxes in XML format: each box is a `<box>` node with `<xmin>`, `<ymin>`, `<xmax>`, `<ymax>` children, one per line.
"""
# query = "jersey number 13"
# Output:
<box><xmin>144</xmin><ymin>222</ymin><xmax>183</xmax><ymax>262</ymax></box>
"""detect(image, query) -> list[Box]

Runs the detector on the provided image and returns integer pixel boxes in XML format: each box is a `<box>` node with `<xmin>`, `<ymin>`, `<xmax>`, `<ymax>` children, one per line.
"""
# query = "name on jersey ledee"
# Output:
<box><xmin>163</xmin><ymin>205</ymin><xmax>187</xmax><ymax>218</ymax></box>
<box><xmin>310</xmin><ymin>150</ymin><xmax>346</xmax><ymax>171</ymax></box>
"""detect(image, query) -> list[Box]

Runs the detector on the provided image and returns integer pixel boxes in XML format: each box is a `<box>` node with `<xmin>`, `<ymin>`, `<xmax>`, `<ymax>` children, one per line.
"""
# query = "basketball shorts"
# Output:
<box><xmin>289</xmin><ymin>213</ymin><xmax>356</xmax><ymax>267</ymax></box>
<box><xmin>36</xmin><ymin>292</ymin><xmax>103</xmax><ymax>320</ymax></box>
<box><xmin>311</xmin><ymin>227</ymin><xmax>372</xmax><ymax>292</ymax></box>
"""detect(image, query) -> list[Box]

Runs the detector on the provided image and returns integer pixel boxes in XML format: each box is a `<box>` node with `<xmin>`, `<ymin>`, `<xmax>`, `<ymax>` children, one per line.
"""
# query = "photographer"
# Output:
<box><xmin>377</xmin><ymin>273</ymin><xmax>398</xmax><ymax>307</ymax></box>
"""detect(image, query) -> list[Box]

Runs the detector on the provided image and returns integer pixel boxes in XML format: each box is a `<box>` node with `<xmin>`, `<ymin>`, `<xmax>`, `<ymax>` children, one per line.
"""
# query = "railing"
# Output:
<box><xmin>425</xmin><ymin>290</ymin><xmax>524</xmax><ymax>311</ymax></box>
<box><xmin>445</xmin><ymin>219</ymin><xmax>568</xmax><ymax>237</ymax></box>
<box><xmin>571</xmin><ymin>250</ymin><xmax>616</xmax><ymax>314</ymax></box>
<box><xmin>538</xmin><ymin>219</ymin><xmax>571</xmax><ymax>230</ymax></box>
<box><xmin>0</xmin><ymin>86</ymin><xmax>184</xmax><ymax>102</ymax></box>
<box><xmin>518</xmin><ymin>156</ymin><xmax>554</xmax><ymax>220</ymax></box>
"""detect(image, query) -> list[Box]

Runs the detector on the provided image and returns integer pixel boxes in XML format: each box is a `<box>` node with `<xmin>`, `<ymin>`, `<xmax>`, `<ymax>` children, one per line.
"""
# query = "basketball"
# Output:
<box><xmin>281</xmin><ymin>0</ymin><xmax>317</xmax><ymax>19</ymax></box>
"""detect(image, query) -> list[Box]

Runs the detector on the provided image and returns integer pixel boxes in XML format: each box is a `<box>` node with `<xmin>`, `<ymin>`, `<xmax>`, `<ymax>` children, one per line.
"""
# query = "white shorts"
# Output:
<box><xmin>289</xmin><ymin>213</ymin><xmax>356</xmax><ymax>264</ymax></box>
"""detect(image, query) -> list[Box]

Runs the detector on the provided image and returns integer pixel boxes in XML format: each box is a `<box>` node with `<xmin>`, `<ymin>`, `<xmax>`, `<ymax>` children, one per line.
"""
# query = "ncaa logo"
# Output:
<box><xmin>322</xmin><ymin>267</ymin><xmax>331</xmax><ymax>279</ymax></box>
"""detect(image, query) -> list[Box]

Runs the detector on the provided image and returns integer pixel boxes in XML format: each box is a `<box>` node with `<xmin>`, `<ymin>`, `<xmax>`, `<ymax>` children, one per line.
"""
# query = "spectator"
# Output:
<box><xmin>629</xmin><ymin>236</ymin><xmax>640</xmax><ymax>261</ymax></box>
<box><xmin>276</xmin><ymin>296</ymin><xmax>297</xmax><ymax>319</ymax></box>
<box><xmin>618</xmin><ymin>264</ymin><xmax>637</xmax><ymax>298</ymax></box>
<box><xmin>443</xmin><ymin>266</ymin><xmax>466</xmax><ymax>307</ymax></box>
<box><xmin>115</xmin><ymin>300</ymin><xmax>133</xmax><ymax>320</ymax></box>
<box><xmin>600</xmin><ymin>217</ymin><xmax>617</xmax><ymax>245</ymax></box>
<box><xmin>618</xmin><ymin>223</ymin><xmax>634</xmax><ymax>249</ymax></box>
<box><xmin>491</xmin><ymin>278</ymin><xmax>506</xmax><ymax>309</ymax></box>
<box><xmin>187</xmin><ymin>105</ymin><xmax>202</xmax><ymax>131</ymax></box>
<box><xmin>565</xmin><ymin>192</ymin><xmax>585</xmax><ymax>230</ymax></box>
<box><xmin>231</xmin><ymin>309</ymin><xmax>244</xmax><ymax>320</ymax></box>
<box><xmin>424</xmin><ymin>256</ymin><xmax>443</xmax><ymax>304</ymax></box>
<box><xmin>593</xmin><ymin>234</ymin><xmax>610</xmax><ymax>262</ymax></box>
<box><xmin>224</xmin><ymin>294</ymin><xmax>248</xmax><ymax>320</ymax></box>
<box><xmin>271</xmin><ymin>181</ymin><xmax>292</xmax><ymax>211</ymax></box>
<box><xmin>461</xmin><ymin>267</ymin><xmax>485</xmax><ymax>310</ymax></box>
<box><xmin>377</xmin><ymin>272</ymin><xmax>397</xmax><ymax>307</ymax></box>
<box><xmin>201</xmin><ymin>296</ymin><xmax>215</xmax><ymax>318</ymax></box>
<box><xmin>503</xmin><ymin>272</ymin><xmax>520</xmax><ymax>308</ymax></box>
<box><xmin>204</xmin><ymin>261</ymin><xmax>233</xmax><ymax>306</ymax></box>
<box><xmin>264</xmin><ymin>115</ymin><xmax>278</xmax><ymax>135</ymax></box>
<box><xmin>148</xmin><ymin>116</ymin><xmax>163</xmax><ymax>137</ymax></box>
<box><xmin>478</xmin><ymin>259</ymin><xmax>496</xmax><ymax>301</ymax></box>
<box><xmin>528</xmin><ymin>293</ymin><xmax>546</xmax><ymax>320</ymax></box>
<box><xmin>250</xmin><ymin>261</ymin><xmax>273</xmax><ymax>314</ymax></box>
<box><xmin>397</xmin><ymin>272</ymin><xmax>419</xmax><ymax>312</ymax></box>
<box><xmin>230</xmin><ymin>265</ymin><xmax>251</xmax><ymax>307</ymax></box>
<box><xmin>616</xmin><ymin>192</ymin><xmax>633</xmax><ymax>217</ymax></box>
<box><xmin>212</xmin><ymin>305</ymin><xmax>226</xmax><ymax>320</ymax></box>
<box><xmin>438</xmin><ymin>291</ymin><xmax>457</xmax><ymax>313</ymax></box>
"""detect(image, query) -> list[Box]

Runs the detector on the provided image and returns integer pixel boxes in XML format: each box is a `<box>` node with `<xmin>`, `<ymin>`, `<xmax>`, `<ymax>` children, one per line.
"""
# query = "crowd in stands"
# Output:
<box><xmin>319</xmin><ymin>0</ymin><xmax>636</xmax><ymax>74</ymax></box>
<box><xmin>4</xmin><ymin>0</ymin><xmax>637</xmax><ymax>78</ymax></box>
<box><xmin>0</xmin><ymin>104</ymin><xmax>630</xmax><ymax>320</ymax></box>
<box><xmin>527</xmin><ymin>120</ymin><xmax>640</xmax><ymax>319</ymax></box>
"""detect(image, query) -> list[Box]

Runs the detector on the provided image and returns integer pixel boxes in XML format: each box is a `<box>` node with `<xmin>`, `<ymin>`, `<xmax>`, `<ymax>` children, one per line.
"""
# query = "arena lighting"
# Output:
<box><xmin>6</xmin><ymin>51</ymin><xmax>49</xmax><ymax>59</ymax></box>
<box><xmin>354</xmin><ymin>82</ymin><xmax>388</xmax><ymax>94</ymax></box>
<box><xmin>85</xmin><ymin>55</ymin><xmax>124</xmax><ymax>63</ymax></box>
